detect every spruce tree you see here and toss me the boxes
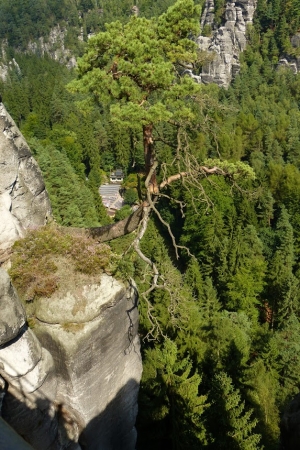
[208,372,262,450]
[137,339,208,450]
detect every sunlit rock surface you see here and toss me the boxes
[198,0,257,87]
[0,103,51,259]
[0,269,142,450]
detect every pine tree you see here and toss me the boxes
[244,359,280,449]
[267,206,299,326]
[69,0,201,194]
[137,339,208,450]
[207,371,262,450]
[225,225,266,322]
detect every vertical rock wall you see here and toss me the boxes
[34,274,142,450]
[0,102,52,261]
[0,270,142,450]
[0,269,61,449]
[198,0,257,87]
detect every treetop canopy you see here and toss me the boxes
[69,0,202,128]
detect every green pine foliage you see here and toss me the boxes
[137,339,208,450]
[30,140,102,227]
[207,371,262,449]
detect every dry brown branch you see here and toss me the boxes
[159,172,189,189]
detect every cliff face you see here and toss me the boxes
[278,34,300,73]
[27,25,77,69]
[0,101,142,449]
[198,0,257,87]
[0,270,141,450]
[0,102,52,261]
[36,275,141,450]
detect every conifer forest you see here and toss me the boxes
[3,0,300,448]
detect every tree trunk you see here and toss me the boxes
[61,205,144,242]
[143,124,158,194]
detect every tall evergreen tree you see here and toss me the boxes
[137,339,208,450]
[207,371,262,450]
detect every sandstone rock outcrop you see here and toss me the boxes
[198,0,257,87]
[277,34,300,74]
[0,102,52,260]
[35,274,142,450]
[0,269,60,449]
[27,26,77,69]
[0,268,142,450]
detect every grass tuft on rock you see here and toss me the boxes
[9,225,111,303]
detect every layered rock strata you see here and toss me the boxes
[0,269,142,449]
[198,0,257,87]
[0,102,51,261]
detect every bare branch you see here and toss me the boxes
[158,192,186,218]
[133,205,159,286]
[159,165,226,190]
[159,172,189,189]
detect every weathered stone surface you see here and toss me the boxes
[0,269,64,449]
[0,267,141,450]
[27,25,77,69]
[36,274,126,324]
[198,0,257,87]
[2,384,61,450]
[35,274,142,450]
[0,268,26,345]
[0,375,5,414]
[0,329,42,378]
[277,34,300,74]
[0,43,21,82]
[0,102,52,256]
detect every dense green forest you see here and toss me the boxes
[3,0,300,448]
[0,0,194,50]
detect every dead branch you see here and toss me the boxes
[159,165,227,190]
[159,172,189,189]
[133,205,159,286]
[157,192,186,218]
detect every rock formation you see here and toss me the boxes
[277,34,300,74]
[0,101,52,261]
[198,0,257,87]
[0,268,60,449]
[27,26,77,69]
[0,56,21,83]
[0,268,141,450]
[0,100,142,449]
